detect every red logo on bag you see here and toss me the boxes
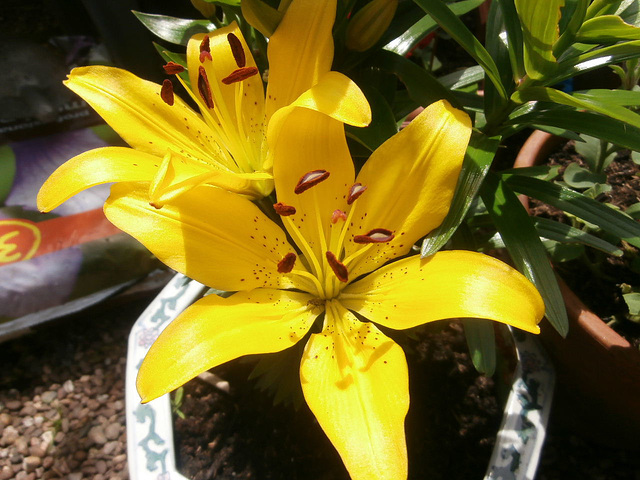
[0,220,42,264]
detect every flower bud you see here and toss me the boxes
[346,0,398,52]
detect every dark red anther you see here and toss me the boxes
[274,202,296,216]
[160,79,174,106]
[325,251,348,283]
[347,183,367,205]
[163,61,185,75]
[199,36,212,63]
[197,66,215,109]
[331,210,347,224]
[277,253,297,273]
[227,33,246,68]
[353,228,395,244]
[221,67,259,85]
[294,170,330,194]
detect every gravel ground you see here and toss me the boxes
[0,296,148,480]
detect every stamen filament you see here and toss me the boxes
[283,215,323,279]
[173,75,238,171]
[290,269,325,298]
[342,243,374,267]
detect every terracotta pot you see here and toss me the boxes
[514,130,640,448]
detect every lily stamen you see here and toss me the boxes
[227,33,246,68]
[326,251,348,283]
[199,35,212,62]
[347,183,367,204]
[294,170,330,194]
[277,252,297,273]
[222,67,259,85]
[160,79,174,106]
[162,62,184,75]
[354,228,395,244]
[197,67,215,109]
[274,202,296,216]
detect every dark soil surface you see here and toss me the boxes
[174,321,505,480]
[527,140,640,348]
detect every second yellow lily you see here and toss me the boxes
[37,0,368,211]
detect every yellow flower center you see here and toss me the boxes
[275,170,394,301]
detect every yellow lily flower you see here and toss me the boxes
[103,99,544,480]
[37,0,367,211]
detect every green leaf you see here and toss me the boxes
[463,319,496,375]
[553,40,640,84]
[502,174,640,248]
[422,134,500,257]
[574,88,640,106]
[480,172,569,336]
[617,0,640,27]
[623,292,640,315]
[502,164,561,180]
[0,145,16,206]
[543,240,585,262]
[438,65,485,89]
[553,0,589,57]
[514,0,564,80]
[577,15,640,43]
[241,0,282,37]
[563,162,607,188]
[484,0,516,121]
[533,216,624,255]
[586,0,625,20]
[512,86,640,130]
[372,50,459,108]
[133,11,216,45]
[413,0,507,99]
[573,134,617,171]
[496,0,526,80]
[625,201,640,218]
[508,108,640,151]
[345,86,398,152]
[384,0,486,56]
[204,0,240,4]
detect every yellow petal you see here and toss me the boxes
[104,182,305,292]
[64,66,218,161]
[37,147,159,212]
[265,0,336,120]
[138,288,318,402]
[284,71,371,127]
[270,107,355,266]
[147,149,272,207]
[300,300,409,480]
[344,100,472,279]
[340,251,544,334]
[186,25,265,171]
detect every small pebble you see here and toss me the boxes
[22,456,41,473]
[41,391,56,404]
